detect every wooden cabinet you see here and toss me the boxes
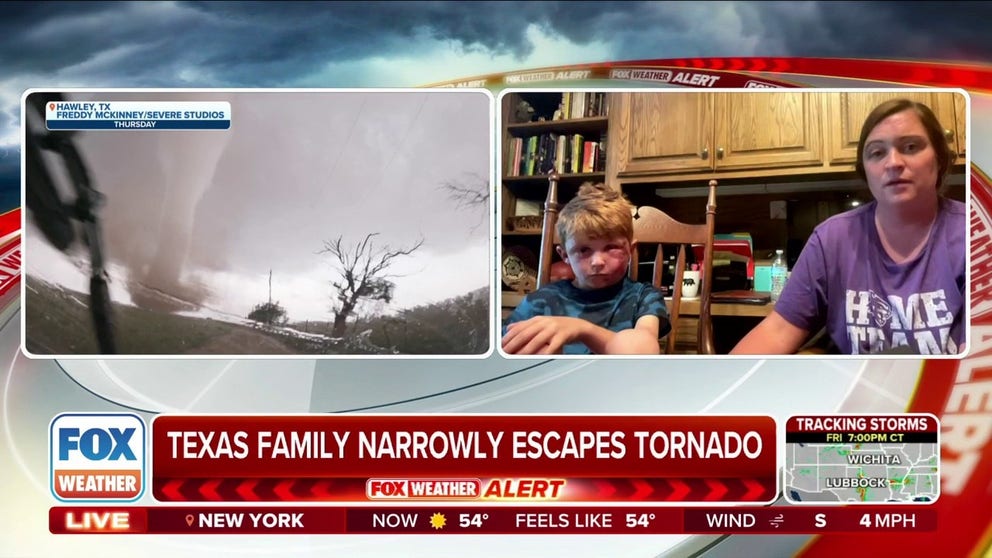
[714,92,823,171]
[612,93,713,175]
[825,91,963,165]
[952,91,967,158]
[611,91,823,181]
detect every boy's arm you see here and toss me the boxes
[603,315,661,354]
[502,295,540,337]
[599,284,666,354]
[502,316,660,355]
[501,283,664,355]
[502,316,601,355]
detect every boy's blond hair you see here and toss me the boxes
[556,182,634,245]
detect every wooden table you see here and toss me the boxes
[668,297,773,318]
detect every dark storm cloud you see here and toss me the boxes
[0,2,124,73]
[0,147,17,212]
[741,2,992,62]
[185,1,571,60]
[1,3,211,82]
[539,1,992,63]
[0,150,16,183]
[1,1,588,87]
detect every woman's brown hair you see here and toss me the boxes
[855,98,956,191]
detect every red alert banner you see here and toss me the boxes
[428,57,992,93]
[0,209,20,298]
[151,415,776,504]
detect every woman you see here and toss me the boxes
[732,98,965,355]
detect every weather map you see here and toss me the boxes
[784,415,939,504]
[785,442,938,503]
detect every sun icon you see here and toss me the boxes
[429,513,447,530]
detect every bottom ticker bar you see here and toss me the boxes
[50,506,936,535]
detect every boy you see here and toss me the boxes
[502,183,671,355]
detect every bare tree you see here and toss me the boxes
[442,173,489,208]
[319,233,424,338]
[440,172,490,230]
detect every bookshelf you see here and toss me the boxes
[500,91,612,307]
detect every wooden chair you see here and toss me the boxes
[629,179,718,354]
[537,173,563,289]
[536,174,718,354]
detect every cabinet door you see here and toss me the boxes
[951,91,967,159]
[712,92,823,171]
[612,92,713,176]
[826,92,957,165]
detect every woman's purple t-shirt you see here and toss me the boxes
[776,198,966,355]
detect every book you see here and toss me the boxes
[570,134,583,174]
[581,141,596,173]
[570,92,586,119]
[510,137,523,176]
[538,133,555,175]
[514,199,541,216]
[524,135,538,176]
[595,132,608,172]
[535,134,547,175]
[554,135,566,174]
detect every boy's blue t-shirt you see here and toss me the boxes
[503,277,671,354]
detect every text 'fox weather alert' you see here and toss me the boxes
[50,413,146,502]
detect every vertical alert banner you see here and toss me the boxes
[800,172,992,556]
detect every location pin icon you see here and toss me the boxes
[185,514,194,527]
[48,103,55,111]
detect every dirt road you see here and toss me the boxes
[185,327,296,354]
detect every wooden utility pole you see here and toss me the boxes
[268,269,272,305]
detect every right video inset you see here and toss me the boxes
[498,89,968,357]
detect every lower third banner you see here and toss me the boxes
[151,414,777,504]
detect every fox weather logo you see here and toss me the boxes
[49,413,146,502]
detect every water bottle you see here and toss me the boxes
[770,249,787,301]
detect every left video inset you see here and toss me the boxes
[22,89,494,357]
